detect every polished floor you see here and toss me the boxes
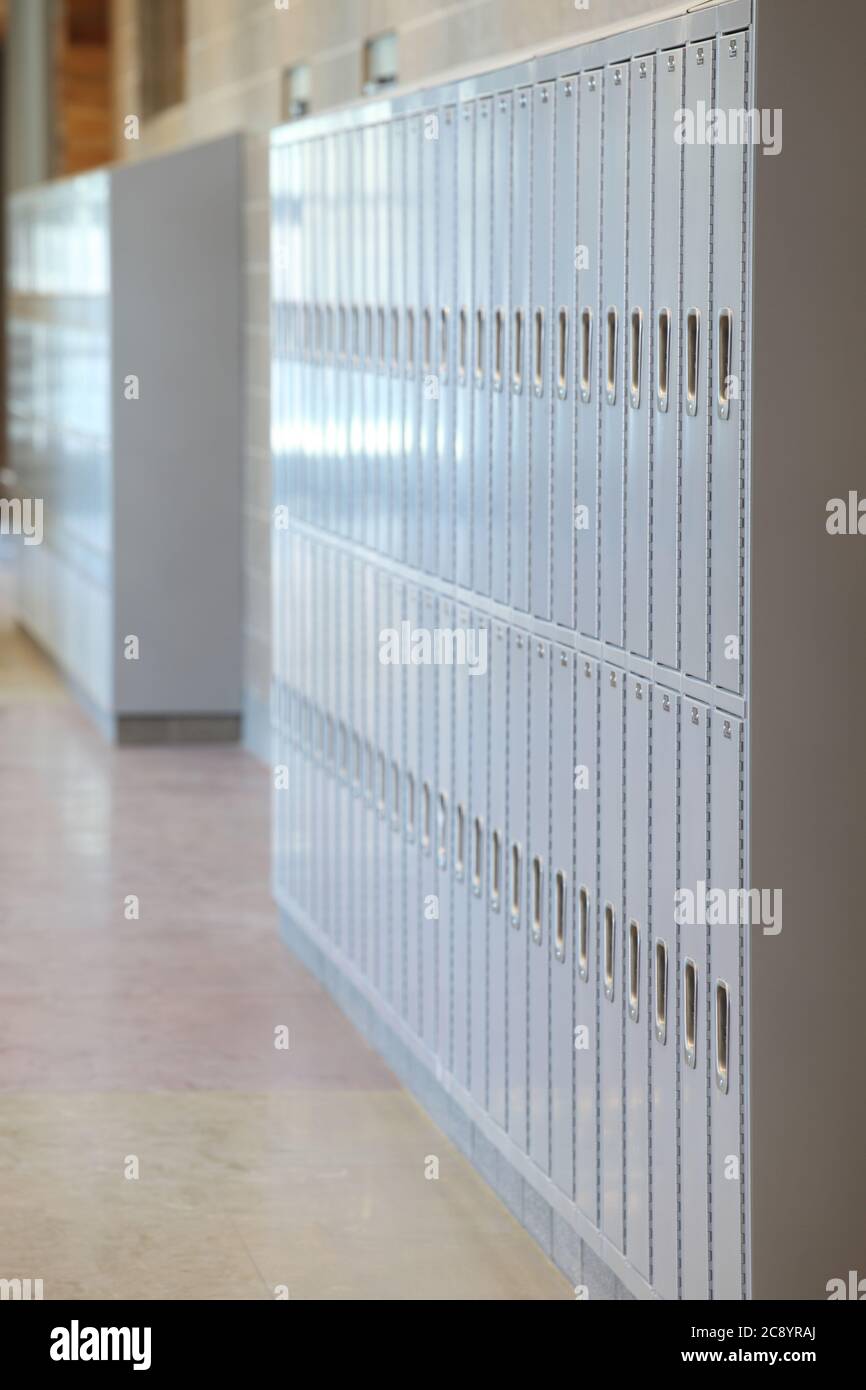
[0,559,570,1300]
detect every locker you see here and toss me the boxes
[334,549,352,958]
[364,124,380,551]
[575,70,602,639]
[600,661,625,1250]
[624,675,650,1280]
[321,136,337,536]
[487,622,508,1127]
[680,696,710,1299]
[376,569,393,995]
[680,41,713,681]
[334,131,351,539]
[651,47,684,670]
[390,119,407,561]
[388,576,406,1014]
[348,555,366,967]
[454,102,475,589]
[509,90,531,613]
[600,64,628,648]
[419,108,439,575]
[550,644,575,1197]
[710,711,744,1299]
[348,128,364,546]
[469,613,489,1108]
[711,36,747,694]
[404,582,424,1033]
[650,684,679,1301]
[323,547,339,942]
[471,98,493,596]
[575,655,599,1222]
[404,115,422,564]
[529,83,554,622]
[436,106,457,583]
[367,562,383,983]
[436,596,455,1064]
[310,541,325,933]
[528,636,551,1171]
[423,591,442,1054]
[452,604,472,1086]
[489,96,511,606]
[506,626,529,1149]
[552,76,577,629]
[298,140,313,526]
[624,56,653,657]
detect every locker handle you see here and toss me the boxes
[475,308,486,386]
[439,307,449,379]
[376,749,386,815]
[580,308,592,402]
[629,308,643,409]
[606,307,618,405]
[655,939,668,1044]
[686,308,700,416]
[533,308,545,396]
[455,802,466,879]
[377,306,386,369]
[390,307,400,371]
[325,715,335,767]
[490,828,502,909]
[717,308,733,420]
[422,307,432,373]
[603,904,615,1001]
[656,308,671,412]
[628,920,640,1021]
[557,308,568,399]
[684,958,698,1068]
[472,816,483,894]
[406,770,416,838]
[391,759,400,830]
[458,306,468,383]
[554,871,566,962]
[510,843,522,927]
[326,304,335,360]
[493,308,504,390]
[437,792,448,867]
[338,305,347,362]
[338,721,348,779]
[364,304,374,366]
[304,303,312,360]
[715,980,730,1093]
[405,307,415,375]
[351,732,362,790]
[421,780,431,851]
[314,304,324,361]
[531,855,543,943]
[512,308,524,393]
[578,886,590,981]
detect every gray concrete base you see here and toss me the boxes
[279,907,634,1301]
[116,714,240,746]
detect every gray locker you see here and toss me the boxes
[420,108,439,575]
[490,97,511,606]
[348,129,364,545]
[624,56,653,658]
[680,697,710,1299]
[436,106,457,583]
[454,103,475,590]
[552,76,577,630]
[376,122,392,557]
[334,131,351,540]
[575,655,599,1223]
[471,99,493,597]
[509,90,531,614]
[600,64,628,648]
[348,556,366,968]
[404,115,422,565]
[529,83,554,622]
[575,71,602,639]
[469,613,489,1107]
[375,568,392,994]
[363,124,379,552]
[550,644,575,1197]
[625,675,650,1280]
[487,622,508,1127]
[600,661,624,1249]
[310,541,325,933]
[335,549,353,958]
[390,118,407,560]
[422,590,440,1053]
[680,42,712,682]
[528,637,551,1171]
[364,561,379,981]
[452,604,472,1086]
[404,582,424,1033]
[506,626,529,1149]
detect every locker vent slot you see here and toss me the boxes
[578,886,590,980]
[557,307,568,398]
[422,780,431,850]
[510,843,522,926]
[657,308,671,411]
[531,855,543,942]
[405,307,415,372]
[475,308,486,384]
[604,903,615,1000]
[655,939,668,1044]
[606,307,618,404]
[717,308,733,420]
[422,307,432,373]
[580,308,592,402]
[628,920,640,1020]
[491,828,502,908]
[686,308,700,415]
[533,308,544,395]
[390,307,399,369]
[455,802,466,877]
[493,308,504,387]
[513,309,524,391]
[554,870,566,961]
[472,816,483,893]
[459,307,468,381]
[437,792,448,866]
[630,308,643,408]
[439,307,449,376]
[715,980,730,1093]
[684,957,698,1068]
[391,759,400,828]
[406,770,415,835]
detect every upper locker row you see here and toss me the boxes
[271,37,749,696]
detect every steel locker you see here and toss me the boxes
[321,135,337,536]
[376,121,391,557]
[324,545,340,943]
[506,625,529,1149]
[650,683,679,1301]
[651,47,684,671]
[348,555,366,967]
[471,97,493,598]
[575,70,602,639]
[624,674,650,1281]
[298,139,313,527]
[403,581,424,1032]
[600,660,625,1250]
[310,539,325,934]
[551,76,577,630]
[348,126,365,546]
[311,137,325,531]
[489,95,511,606]
[364,560,381,984]
[528,635,551,1171]
[419,107,439,576]
[550,643,575,1197]
[334,130,351,539]
[529,82,554,623]
[454,101,475,590]
[286,532,302,916]
[600,63,628,649]
[404,114,422,564]
[294,533,311,920]
[680,41,713,682]
[709,709,744,1299]
[710,35,747,695]
[452,603,472,1086]
[624,56,654,658]
[509,89,531,614]
[680,695,710,1300]
[390,117,407,561]
[387,575,406,1014]
[363,124,380,553]
[334,548,352,958]
[575,654,599,1222]
[435,595,455,1064]
[422,590,441,1054]
[468,612,489,1108]
[375,567,393,995]
[436,105,457,584]
[487,621,508,1126]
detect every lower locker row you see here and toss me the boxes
[272,537,746,1299]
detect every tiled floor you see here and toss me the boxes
[0,561,570,1299]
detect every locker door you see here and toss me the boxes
[452,604,472,1086]
[390,118,407,561]
[650,684,679,1300]
[625,675,650,1280]
[388,576,406,1014]
[680,697,710,1299]
[711,35,747,695]
[530,82,554,622]
[528,637,551,1171]
[334,130,350,539]
[376,568,393,995]
[364,561,380,982]
[600,661,624,1250]
[488,621,508,1127]
[348,555,366,967]
[404,582,423,1033]
[680,42,713,681]
[454,102,475,589]
[311,541,325,933]
[437,106,458,583]
[307,140,321,529]
[600,64,628,648]
[335,549,352,958]
[651,47,684,671]
[506,627,529,1149]
[469,614,489,1108]
[552,76,577,630]
[575,71,602,639]
[420,108,439,575]
[575,655,599,1222]
[550,644,575,1197]
[374,122,391,556]
[321,136,337,536]
[404,115,422,565]
[510,90,531,613]
[363,124,379,551]
[490,96,511,605]
[625,56,653,657]
[297,140,312,527]
[348,127,364,546]
[710,710,745,1299]
[435,595,454,1065]
[471,97,493,596]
